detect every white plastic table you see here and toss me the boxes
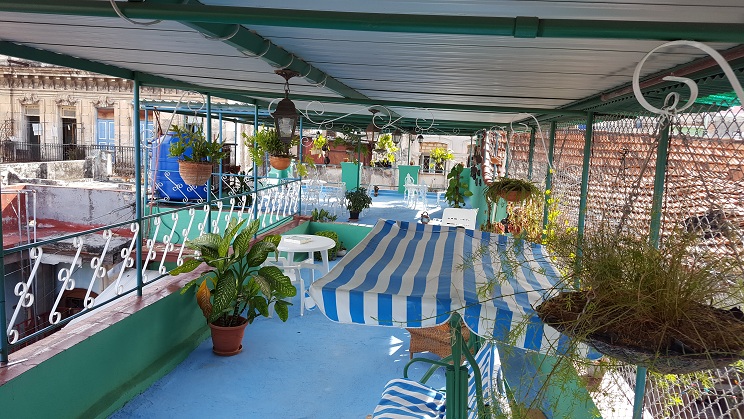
[277,234,336,276]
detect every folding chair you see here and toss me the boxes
[372,342,510,419]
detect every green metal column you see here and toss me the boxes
[0,182,7,363]
[133,78,144,297]
[542,122,556,231]
[527,127,536,181]
[576,112,594,261]
[253,107,259,223]
[217,112,224,199]
[632,117,671,419]
[206,93,212,233]
[298,116,303,213]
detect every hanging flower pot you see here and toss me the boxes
[537,291,744,374]
[178,161,213,186]
[269,155,291,170]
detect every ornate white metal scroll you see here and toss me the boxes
[158,212,179,275]
[84,229,114,309]
[211,200,224,234]
[633,40,744,116]
[142,217,161,283]
[49,236,83,324]
[176,208,197,266]
[113,222,140,294]
[7,247,43,344]
[197,204,210,236]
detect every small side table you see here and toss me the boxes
[277,234,336,276]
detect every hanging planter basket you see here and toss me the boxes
[269,156,291,170]
[178,161,213,186]
[499,190,532,202]
[536,292,744,374]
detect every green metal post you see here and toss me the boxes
[133,78,144,297]
[527,127,536,181]
[298,116,303,213]
[504,131,511,176]
[649,117,671,247]
[218,111,223,199]
[206,93,212,233]
[542,122,556,232]
[446,313,468,419]
[575,112,594,261]
[0,184,7,363]
[253,107,259,223]
[632,117,671,419]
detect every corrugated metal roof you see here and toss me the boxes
[0,1,743,130]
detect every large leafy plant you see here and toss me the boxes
[168,124,228,163]
[173,218,297,327]
[345,187,373,213]
[430,147,454,164]
[445,163,472,208]
[242,128,298,161]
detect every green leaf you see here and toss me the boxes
[180,279,198,294]
[245,239,277,267]
[220,218,248,256]
[187,233,221,252]
[274,301,289,321]
[258,266,297,297]
[209,270,238,323]
[233,226,253,255]
[253,296,269,317]
[170,258,203,276]
[253,273,272,298]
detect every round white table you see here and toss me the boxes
[277,234,336,276]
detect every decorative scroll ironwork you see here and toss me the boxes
[6,247,43,344]
[49,236,83,324]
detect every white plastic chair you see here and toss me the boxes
[264,257,307,316]
[441,208,478,229]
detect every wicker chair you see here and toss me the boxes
[407,322,471,359]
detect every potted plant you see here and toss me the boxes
[430,147,454,172]
[312,133,329,155]
[535,223,744,374]
[171,218,297,356]
[168,124,228,185]
[345,187,372,221]
[484,177,541,203]
[242,128,298,170]
[444,163,473,208]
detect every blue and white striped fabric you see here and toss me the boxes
[372,379,447,419]
[308,219,568,354]
[467,343,510,419]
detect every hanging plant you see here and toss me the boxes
[242,128,298,170]
[168,124,227,185]
[535,224,744,374]
[430,147,454,165]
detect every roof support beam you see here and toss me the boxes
[2,1,744,42]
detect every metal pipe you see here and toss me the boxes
[4,2,744,43]
[0,183,8,364]
[575,112,595,276]
[206,93,212,233]
[253,107,259,224]
[541,122,556,232]
[527,127,536,181]
[133,78,143,297]
[649,118,671,247]
[218,111,223,200]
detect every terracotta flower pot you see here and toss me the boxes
[209,316,248,356]
[178,161,213,186]
[269,156,291,170]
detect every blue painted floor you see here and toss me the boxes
[110,190,459,419]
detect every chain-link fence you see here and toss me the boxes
[495,105,744,418]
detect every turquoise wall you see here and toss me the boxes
[397,165,420,193]
[0,289,209,419]
[341,162,360,190]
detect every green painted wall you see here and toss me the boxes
[397,165,420,193]
[341,162,360,190]
[0,290,209,419]
[468,175,489,228]
[147,207,294,244]
[281,221,372,253]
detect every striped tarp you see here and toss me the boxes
[308,219,573,354]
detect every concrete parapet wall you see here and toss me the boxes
[1,160,89,183]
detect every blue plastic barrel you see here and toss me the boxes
[149,131,208,201]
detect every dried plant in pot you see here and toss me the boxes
[536,223,744,374]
